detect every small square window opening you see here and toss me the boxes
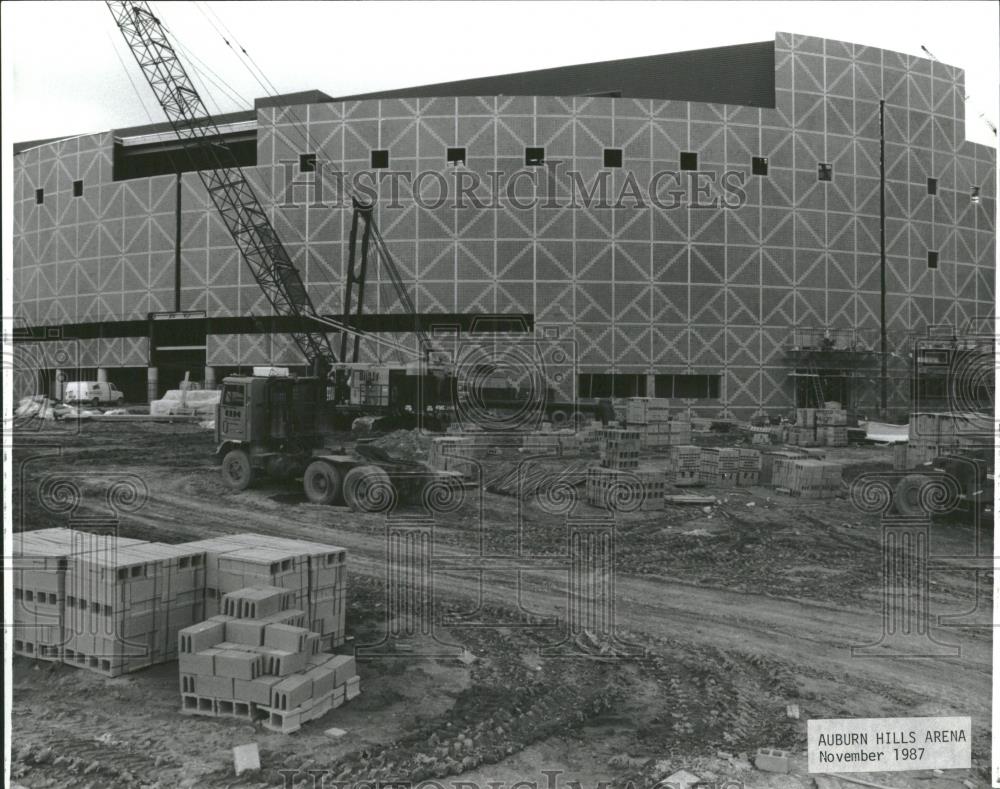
[927,251,939,269]
[371,150,389,169]
[603,149,623,168]
[73,180,83,197]
[35,189,44,204]
[299,153,317,173]
[680,152,698,171]
[751,157,769,176]
[927,177,937,195]
[525,147,545,166]
[446,147,466,166]
[818,163,833,181]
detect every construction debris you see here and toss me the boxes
[149,389,220,416]
[232,743,260,776]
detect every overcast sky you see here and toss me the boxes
[2,1,998,148]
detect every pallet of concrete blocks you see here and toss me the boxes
[815,408,847,427]
[178,591,360,734]
[772,459,842,498]
[183,534,347,650]
[598,429,640,469]
[736,448,762,486]
[666,445,701,486]
[62,539,207,676]
[585,465,665,511]
[11,529,75,663]
[626,397,670,425]
[821,426,848,447]
[698,447,740,487]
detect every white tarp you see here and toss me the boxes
[864,420,909,443]
[150,389,220,416]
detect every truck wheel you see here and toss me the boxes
[221,449,254,491]
[303,461,341,505]
[895,474,932,517]
[343,465,391,512]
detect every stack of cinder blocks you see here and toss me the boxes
[179,585,359,734]
[666,445,701,486]
[598,429,640,469]
[737,448,762,486]
[772,458,842,498]
[699,447,740,487]
[13,528,206,676]
[183,534,347,650]
[585,466,665,510]
[815,408,848,446]
[12,529,349,677]
[626,398,693,450]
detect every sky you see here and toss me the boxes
[2,1,999,148]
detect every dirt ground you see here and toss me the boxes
[8,421,993,789]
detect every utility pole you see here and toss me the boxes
[879,100,888,419]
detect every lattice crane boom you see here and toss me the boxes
[106,0,340,373]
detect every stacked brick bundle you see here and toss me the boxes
[184,534,347,650]
[179,586,359,734]
[598,429,640,469]
[699,447,740,487]
[13,529,206,676]
[625,397,692,449]
[771,458,842,498]
[585,466,666,510]
[666,445,701,486]
[791,408,848,447]
[736,448,762,486]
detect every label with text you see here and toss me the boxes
[807,716,971,773]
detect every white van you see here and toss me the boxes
[63,381,125,406]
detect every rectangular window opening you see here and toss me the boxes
[971,186,980,204]
[73,180,83,197]
[818,163,833,181]
[525,147,545,167]
[928,250,939,269]
[751,157,769,176]
[927,177,937,195]
[603,149,623,168]
[299,153,316,173]
[446,147,466,166]
[371,150,389,169]
[680,152,698,171]
[654,374,721,399]
[35,188,44,205]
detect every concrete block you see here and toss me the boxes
[214,649,262,680]
[754,748,790,773]
[326,654,357,687]
[225,619,265,647]
[234,675,282,706]
[233,743,260,777]
[304,664,335,697]
[345,675,361,700]
[179,648,221,676]
[179,620,226,654]
[269,649,308,677]
[271,674,313,710]
[263,623,307,653]
[196,674,235,700]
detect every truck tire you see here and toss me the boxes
[895,474,932,517]
[303,461,341,505]
[343,465,391,512]
[221,449,254,491]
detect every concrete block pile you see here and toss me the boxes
[698,447,741,487]
[598,428,640,469]
[666,445,701,486]
[625,397,692,449]
[771,458,842,498]
[737,448,762,486]
[12,528,349,676]
[791,407,847,447]
[183,534,347,650]
[585,465,666,510]
[13,528,206,675]
[178,586,359,734]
